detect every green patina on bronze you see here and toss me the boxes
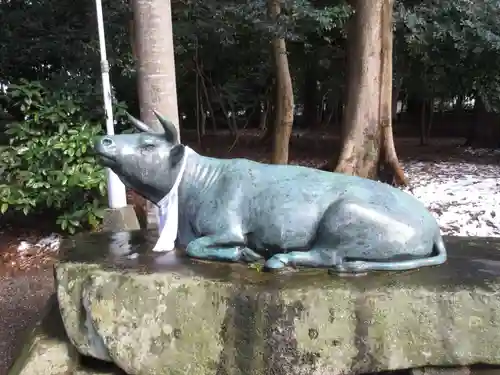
[54,230,500,375]
[92,112,446,273]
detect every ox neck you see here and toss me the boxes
[177,148,223,199]
[152,146,191,252]
[152,146,223,252]
[156,147,191,208]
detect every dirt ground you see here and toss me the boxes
[0,133,498,373]
[0,224,56,374]
[0,269,53,375]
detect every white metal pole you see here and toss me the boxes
[95,0,128,209]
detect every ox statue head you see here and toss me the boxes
[93,111,185,204]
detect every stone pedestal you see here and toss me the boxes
[9,231,500,375]
[101,205,140,232]
[7,295,124,375]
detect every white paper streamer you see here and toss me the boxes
[152,149,188,252]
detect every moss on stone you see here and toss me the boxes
[7,295,124,375]
[53,230,500,375]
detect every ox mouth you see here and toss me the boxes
[94,152,117,167]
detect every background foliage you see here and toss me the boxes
[0,79,128,233]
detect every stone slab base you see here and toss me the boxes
[7,295,124,375]
[101,205,140,232]
[411,366,500,375]
[9,295,500,375]
[54,231,500,375]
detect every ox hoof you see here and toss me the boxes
[264,254,288,270]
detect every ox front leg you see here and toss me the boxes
[186,234,263,263]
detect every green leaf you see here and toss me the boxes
[1,80,109,234]
[94,208,106,219]
[88,213,98,228]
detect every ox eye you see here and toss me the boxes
[141,143,156,152]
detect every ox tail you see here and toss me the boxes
[331,232,448,274]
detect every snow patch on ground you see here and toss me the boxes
[17,233,61,254]
[461,147,500,157]
[404,161,500,237]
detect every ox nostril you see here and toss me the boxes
[102,137,113,147]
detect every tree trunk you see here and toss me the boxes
[455,95,465,112]
[259,101,269,131]
[132,0,180,229]
[322,94,337,127]
[335,0,382,178]
[438,97,445,115]
[261,87,276,144]
[419,99,427,146]
[336,97,344,125]
[269,0,294,165]
[302,56,319,127]
[464,95,481,146]
[378,0,407,186]
[391,82,401,122]
[335,0,406,185]
[466,95,500,147]
[427,97,434,140]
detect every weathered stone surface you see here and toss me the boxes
[7,294,125,375]
[101,206,140,233]
[411,365,500,375]
[55,230,500,375]
[411,367,472,375]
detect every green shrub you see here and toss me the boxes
[0,79,111,233]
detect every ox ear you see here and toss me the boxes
[153,110,180,145]
[169,144,185,168]
[126,113,154,133]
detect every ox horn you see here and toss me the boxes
[126,113,154,133]
[153,110,180,144]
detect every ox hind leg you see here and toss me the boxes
[264,198,439,273]
[264,200,348,270]
[331,232,447,273]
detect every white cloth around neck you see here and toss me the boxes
[152,148,189,252]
